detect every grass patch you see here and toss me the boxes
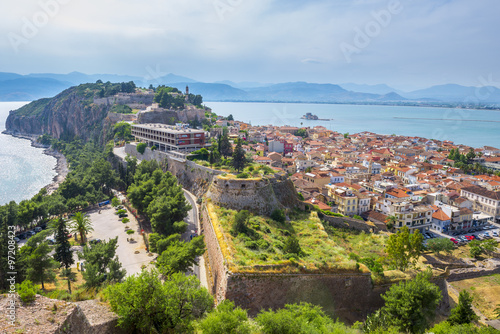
[208,203,388,274]
[450,274,500,319]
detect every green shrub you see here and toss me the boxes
[18,280,37,303]
[126,229,135,235]
[111,197,121,207]
[283,236,302,256]
[121,218,130,224]
[271,209,286,223]
[116,209,126,215]
[236,172,249,179]
[137,143,147,154]
[231,210,250,236]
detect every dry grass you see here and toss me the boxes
[450,274,500,319]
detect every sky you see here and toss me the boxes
[1,0,499,90]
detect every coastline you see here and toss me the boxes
[3,131,68,195]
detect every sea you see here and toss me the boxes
[1,101,500,205]
[0,102,57,206]
[205,102,500,149]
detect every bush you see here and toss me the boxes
[18,280,37,303]
[353,215,364,221]
[111,197,121,207]
[121,218,130,224]
[271,209,286,223]
[283,236,302,256]
[236,172,249,179]
[126,229,135,235]
[231,210,250,236]
[116,209,127,215]
[137,143,147,154]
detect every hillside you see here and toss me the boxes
[4,82,136,143]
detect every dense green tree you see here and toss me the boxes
[296,128,308,138]
[53,217,74,292]
[156,236,206,276]
[154,86,185,109]
[256,302,356,334]
[227,114,234,121]
[386,226,423,271]
[113,122,133,141]
[198,300,252,334]
[70,212,93,245]
[428,321,498,334]
[372,269,442,334]
[385,215,397,230]
[448,290,479,325]
[78,237,125,289]
[26,242,58,290]
[427,237,455,255]
[106,270,213,333]
[136,142,147,154]
[232,138,246,172]
[218,133,233,158]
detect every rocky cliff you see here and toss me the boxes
[5,84,121,143]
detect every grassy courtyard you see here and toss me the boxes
[207,202,388,274]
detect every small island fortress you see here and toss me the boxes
[301,112,333,121]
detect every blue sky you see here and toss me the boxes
[1,0,499,90]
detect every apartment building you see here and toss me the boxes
[376,198,432,233]
[461,186,500,223]
[132,123,209,153]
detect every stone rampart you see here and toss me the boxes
[206,176,283,216]
[123,143,223,197]
[94,93,154,106]
[201,204,450,323]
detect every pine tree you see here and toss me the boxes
[54,217,74,293]
[232,138,246,172]
[219,133,233,158]
[27,242,58,290]
[448,290,479,325]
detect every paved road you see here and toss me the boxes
[182,189,208,289]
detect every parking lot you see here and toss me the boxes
[86,205,154,276]
[422,223,500,246]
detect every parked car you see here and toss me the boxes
[17,233,26,240]
[14,237,20,243]
[450,238,458,244]
[484,232,491,238]
[493,231,499,237]
[89,239,101,245]
[34,226,42,232]
[119,213,128,218]
[27,230,36,237]
[46,237,56,244]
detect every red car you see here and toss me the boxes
[465,235,475,241]
[450,238,458,244]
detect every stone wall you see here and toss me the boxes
[137,110,179,124]
[201,202,449,323]
[107,112,137,123]
[447,266,500,282]
[94,93,154,106]
[321,215,381,233]
[202,204,229,303]
[206,176,284,216]
[124,143,224,197]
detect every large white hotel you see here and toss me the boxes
[131,123,210,153]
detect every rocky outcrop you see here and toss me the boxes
[5,87,114,143]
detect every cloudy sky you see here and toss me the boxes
[1,0,499,90]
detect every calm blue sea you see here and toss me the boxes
[205,102,500,149]
[0,102,57,205]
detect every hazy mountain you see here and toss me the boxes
[215,80,272,89]
[0,77,73,101]
[403,84,500,103]
[243,82,385,102]
[151,73,198,85]
[377,92,408,101]
[340,83,403,95]
[0,72,24,82]
[169,82,249,101]
[26,71,140,85]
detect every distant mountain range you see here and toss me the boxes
[1,71,500,105]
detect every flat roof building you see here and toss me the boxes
[132,123,209,153]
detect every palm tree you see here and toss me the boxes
[385,215,398,231]
[70,212,94,245]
